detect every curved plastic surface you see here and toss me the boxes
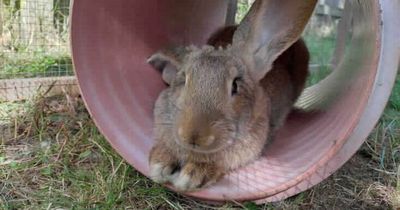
[70,0,400,202]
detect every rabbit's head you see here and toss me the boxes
[148,0,316,153]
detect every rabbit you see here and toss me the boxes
[146,0,316,191]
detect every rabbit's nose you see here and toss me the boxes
[203,135,215,147]
[178,128,215,148]
[188,134,215,149]
[190,134,216,148]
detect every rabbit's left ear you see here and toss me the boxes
[147,46,189,85]
[232,0,317,81]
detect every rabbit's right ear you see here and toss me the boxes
[147,46,189,85]
[232,0,317,81]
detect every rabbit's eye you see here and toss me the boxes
[231,77,240,95]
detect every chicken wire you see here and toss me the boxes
[0,0,72,79]
[0,0,75,101]
[0,0,344,101]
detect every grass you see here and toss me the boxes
[305,65,332,87]
[0,53,73,79]
[0,76,399,209]
[303,34,336,86]
[303,34,336,68]
[0,95,243,209]
[389,76,400,111]
[0,95,169,209]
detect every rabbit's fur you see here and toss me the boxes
[147,0,316,191]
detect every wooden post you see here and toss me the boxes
[53,0,70,35]
[225,0,237,25]
[0,0,3,39]
[330,0,351,69]
[20,0,56,48]
[0,76,79,101]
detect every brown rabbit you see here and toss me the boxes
[147,0,316,191]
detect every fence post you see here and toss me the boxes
[0,0,3,38]
[20,0,56,48]
[225,0,237,25]
[330,0,351,69]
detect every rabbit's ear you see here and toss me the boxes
[147,46,189,85]
[232,0,317,81]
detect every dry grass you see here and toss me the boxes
[0,79,399,210]
[0,94,239,209]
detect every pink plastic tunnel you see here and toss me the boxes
[70,0,400,203]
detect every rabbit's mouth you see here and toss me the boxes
[177,140,233,154]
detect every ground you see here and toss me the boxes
[0,75,399,209]
[1,32,399,208]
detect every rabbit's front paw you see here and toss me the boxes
[149,144,180,184]
[171,162,224,191]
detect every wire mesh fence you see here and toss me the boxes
[0,0,344,101]
[0,0,72,79]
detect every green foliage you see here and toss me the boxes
[303,34,336,86]
[304,34,336,67]
[236,0,252,23]
[389,76,400,111]
[244,202,260,210]
[0,54,73,79]
[306,65,331,87]
[2,0,21,12]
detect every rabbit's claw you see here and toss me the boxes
[149,144,180,184]
[171,162,224,191]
